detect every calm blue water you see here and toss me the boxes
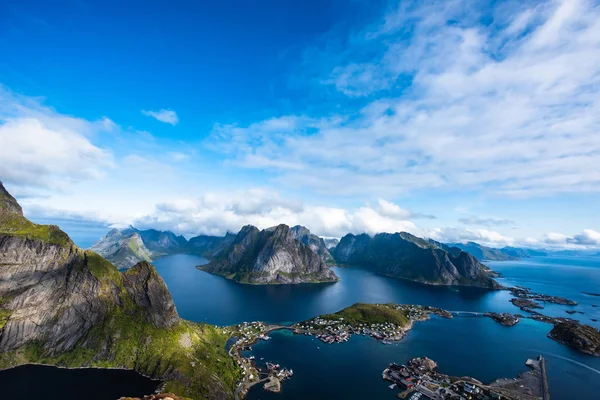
[246,319,600,400]
[490,256,600,328]
[1,365,160,399]
[154,254,516,326]
[152,254,600,399]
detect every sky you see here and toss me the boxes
[1,0,599,249]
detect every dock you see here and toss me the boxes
[539,356,551,400]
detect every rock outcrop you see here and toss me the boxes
[548,321,600,356]
[122,261,178,327]
[90,229,153,269]
[334,232,500,288]
[290,225,333,262]
[199,224,338,284]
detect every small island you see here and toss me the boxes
[548,321,600,356]
[291,303,452,344]
[485,312,520,327]
[509,286,577,306]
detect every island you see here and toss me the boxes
[509,286,578,306]
[485,312,520,327]
[548,321,600,356]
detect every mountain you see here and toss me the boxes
[323,238,339,250]
[500,246,547,258]
[333,232,500,288]
[188,232,236,258]
[550,249,583,257]
[198,224,339,284]
[0,182,239,399]
[122,226,188,255]
[290,225,334,262]
[426,238,463,256]
[447,242,517,261]
[90,228,153,269]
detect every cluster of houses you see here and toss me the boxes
[394,304,453,320]
[293,316,405,344]
[384,358,508,400]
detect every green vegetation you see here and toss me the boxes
[0,213,72,247]
[0,287,241,399]
[84,250,122,283]
[319,303,410,327]
[0,252,242,399]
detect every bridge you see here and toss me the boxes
[449,311,486,317]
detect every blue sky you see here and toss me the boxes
[1,0,599,249]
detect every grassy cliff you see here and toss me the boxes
[0,181,241,399]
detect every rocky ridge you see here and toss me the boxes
[334,232,500,288]
[199,224,338,284]
[90,228,153,269]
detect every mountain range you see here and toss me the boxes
[0,181,240,399]
[90,226,236,269]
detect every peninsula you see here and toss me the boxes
[333,232,501,288]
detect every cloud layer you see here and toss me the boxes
[0,86,114,192]
[211,0,600,198]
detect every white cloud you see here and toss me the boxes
[570,229,600,246]
[541,229,600,247]
[130,193,421,238]
[142,109,179,125]
[377,199,412,219]
[429,227,516,247]
[209,0,600,198]
[0,86,114,192]
[458,216,515,227]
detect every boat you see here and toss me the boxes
[389,384,396,389]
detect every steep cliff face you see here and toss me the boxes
[199,224,338,284]
[122,261,178,327]
[0,182,240,399]
[90,229,153,269]
[334,232,500,288]
[0,236,114,354]
[290,225,333,262]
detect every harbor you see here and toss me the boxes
[383,356,548,400]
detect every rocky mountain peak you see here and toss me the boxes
[200,224,338,284]
[123,261,179,328]
[0,181,23,216]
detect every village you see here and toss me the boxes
[383,356,546,400]
[227,321,294,400]
[290,304,453,345]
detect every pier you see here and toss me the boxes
[540,356,551,400]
